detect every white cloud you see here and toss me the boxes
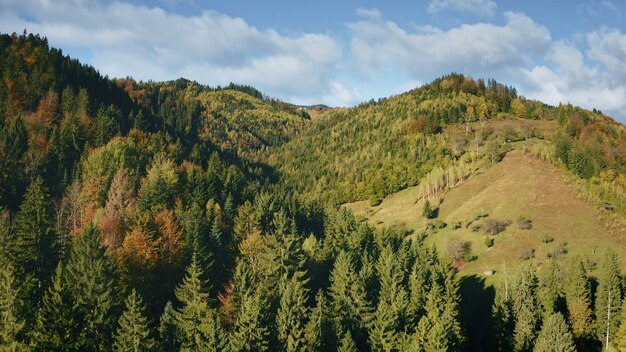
[427,0,497,17]
[348,11,551,79]
[519,35,626,119]
[347,9,626,121]
[0,0,342,103]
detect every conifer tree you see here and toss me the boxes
[596,249,623,348]
[229,287,270,352]
[65,225,120,351]
[158,302,178,352]
[492,276,515,352]
[277,271,310,352]
[174,256,224,352]
[31,264,76,351]
[328,251,372,347]
[512,264,541,352]
[533,312,576,352]
[0,265,25,351]
[539,261,563,318]
[337,331,358,352]
[113,290,155,352]
[415,282,456,351]
[370,245,409,351]
[304,290,333,352]
[565,257,593,343]
[14,176,57,302]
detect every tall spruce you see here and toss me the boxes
[158,302,178,352]
[113,290,155,352]
[65,225,120,351]
[14,176,57,303]
[565,257,594,344]
[277,271,310,352]
[369,245,409,351]
[304,290,333,352]
[0,265,25,351]
[512,264,541,352]
[533,312,576,352]
[174,256,224,352]
[596,249,623,348]
[31,264,76,351]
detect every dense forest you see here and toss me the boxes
[3,32,626,352]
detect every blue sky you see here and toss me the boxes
[1,0,626,121]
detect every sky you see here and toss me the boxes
[1,0,626,121]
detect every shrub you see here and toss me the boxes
[541,233,554,244]
[519,247,535,260]
[432,220,447,229]
[448,238,472,265]
[470,223,482,232]
[485,237,494,248]
[483,219,512,235]
[368,196,382,207]
[422,200,434,219]
[451,220,462,230]
[517,216,533,230]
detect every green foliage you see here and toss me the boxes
[113,290,155,352]
[595,249,623,347]
[65,225,120,351]
[534,312,576,352]
[512,265,541,352]
[174,257,224,352]
[277,271,310,352]
[422,199,434,219]
[0,265,25,351]
[14,176,57,303]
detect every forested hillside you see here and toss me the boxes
[3,32,626,352]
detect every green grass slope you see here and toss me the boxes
[346,149,626,278]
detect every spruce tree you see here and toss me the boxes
[304,290,333,352]
[596,249,623,348]
[512,264,541,352]
[31,264,76,351]
[174,257,224,352]
[113,290,155,352]
[65,225,120,351]
[369,245,409,351]
[158,302,178,352]
[565,257,593,343]
[492,277,515,352]
[328,251,372,347]
[533,312,576,352]
[14,176,57,302]
[337,331,358,352]
[277,271,310,352]
[229,287,270,352]
[0,265,25,351]
[415,282,456,351]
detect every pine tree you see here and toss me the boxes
[492,276,515,352]
[369,245,409,351]
[337,331,358,352]
[158,302,178,352]
[277,271,310,352]
[539,261,563,318]
[0,265,25,351]
[415,282,456,352]
[31,264,76,351]
[14,176,57,302]
[113,290,155,352]
[174,257,224,352]
[304,290,333,352]
[512,264,541,352]
[65,225,120,351]
[328,251,372,347]
[565,258,593,343]
[229,268,270,352]
[533,312,576,352]
[596,249,623,348]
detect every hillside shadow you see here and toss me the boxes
[459,274,495,352]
